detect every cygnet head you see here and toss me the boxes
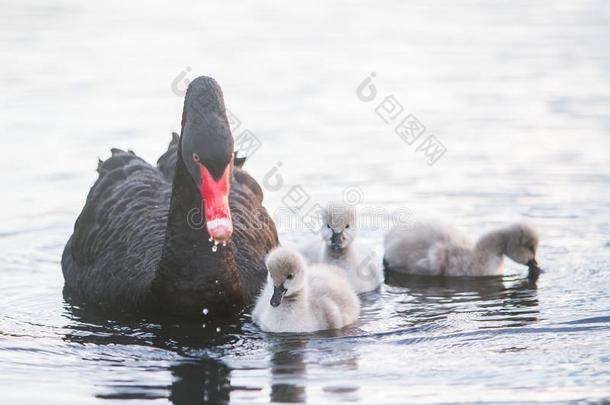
[321,203,357,252]
[265,247,307,307]
[504,223,540,269]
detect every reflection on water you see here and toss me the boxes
[168,360,231,405]
[53,272,548,403]
[62,301,237,403]
[94,358,232,403]
[1,0,610,402]
[63,288,246,351]
[269,339,307,403]
[385,271,540,329]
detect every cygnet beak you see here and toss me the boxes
[330,231,343,251]
[527,258,543,279]
[270,284,287,307]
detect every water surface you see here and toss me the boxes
[1,0,609,403]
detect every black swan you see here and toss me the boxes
[62,76,278,318]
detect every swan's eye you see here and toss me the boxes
[326,224,331,229]
[345,224,350,229]
[286,274,294,280]
[192,153,200,162]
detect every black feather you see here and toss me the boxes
[62,78,279,319]
[63,144,278,318]
[157,132,180,180]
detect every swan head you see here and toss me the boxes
[265,247,307,307]
[180,76,234,243]
[321,203,357,252]
[504,223,540,272]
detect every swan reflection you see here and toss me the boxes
[384,269,540,329]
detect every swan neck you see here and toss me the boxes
[470,228,506,270]
[283,282,308,309]
[153,145,241,315]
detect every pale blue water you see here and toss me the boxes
[1,0,609,403]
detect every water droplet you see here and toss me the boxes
[215,327,221,332]
[202,308,209,315]
[209,237,213,242]
[212,245,218,252]
[202,324,206,328]
[222,241,227,247]
[214,280,219,284]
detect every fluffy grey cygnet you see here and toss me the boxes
[383,222,541,277]
[253,247,360,333]
[300,203,383,294]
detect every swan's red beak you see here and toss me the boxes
[199,163,233,242]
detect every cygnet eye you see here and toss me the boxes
[345,224,350,229]
[286,274,294,280]
[192,153,200,163]
[326,224,331,229]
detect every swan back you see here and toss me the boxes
[384,221,541,277]
[308,263,360,327]
[383,222,471,275]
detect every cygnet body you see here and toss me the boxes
[383,222,541,277]
[253,247,360,333]
[301,203,383,293]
